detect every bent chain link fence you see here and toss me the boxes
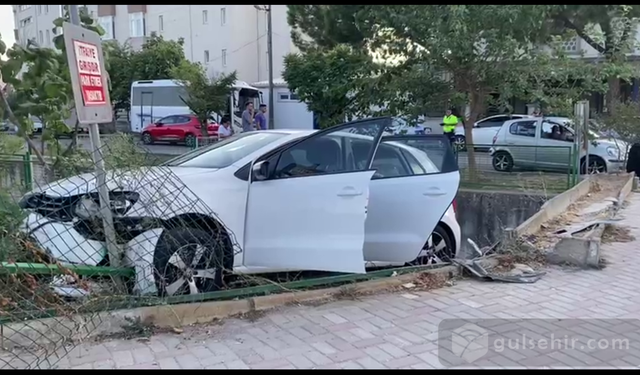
[0,134,245,369]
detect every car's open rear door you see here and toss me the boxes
[242,118,391,274]
[364,134,460,263]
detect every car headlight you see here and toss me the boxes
[74,191,139,219]
[606,146,620,159]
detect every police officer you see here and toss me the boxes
[441,109,459,143]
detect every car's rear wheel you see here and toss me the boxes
[492,151,513,172]
[412,224,455,265]
[185,134,196,148]
[153,228,225,297]
[141,132,153,145]
[453,135,467,152]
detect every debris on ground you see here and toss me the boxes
[602,224,636,244]
[453,258,546,284]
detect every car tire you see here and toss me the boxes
[453,135,467,152]
[185,134,196,148]
[580,155,607,174]
[411,224,455,265]
[492,151,513,172]
[153,227,226,297]
[141,132,153,145]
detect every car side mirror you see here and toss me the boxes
[252,160,270,181]
[155,122,163,126]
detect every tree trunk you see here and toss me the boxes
[606,77,621,115]
[200,120,209,138]
[465,91,486,182]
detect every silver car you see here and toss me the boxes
[490,117,627,174]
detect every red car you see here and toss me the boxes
[141,114,219,147]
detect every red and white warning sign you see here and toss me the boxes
[73,40,106,105]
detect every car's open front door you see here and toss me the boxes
[243,117,391,274]
[364,134,460,263]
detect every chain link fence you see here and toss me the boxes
[0,134,246,369]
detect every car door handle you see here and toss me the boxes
[337,187,363,197]
[423,187,447,196]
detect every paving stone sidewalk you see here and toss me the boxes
[16,193,640,369]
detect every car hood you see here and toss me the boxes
[29,166,219,198]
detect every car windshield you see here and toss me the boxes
[165,132,287,169]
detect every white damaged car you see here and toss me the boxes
[19,117,461,297]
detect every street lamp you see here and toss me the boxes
[254,5,274,129]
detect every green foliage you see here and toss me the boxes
[0,134,24,155]
[103,41,134,113]
[103,35,189,114]
[284,46,376,128]
[171,62,237,137]
[597,101,640,144]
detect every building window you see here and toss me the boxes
[18,5,31,12]
[99,16,114,40]
[159,15,164,31]
[38,30,43,44]
[37,5,42,15]
[45,29,50,46]
[220,7,226,25]
[278,92,300,102]
[204,50,210,63]
[202,10,208,25]
[221,49,227,67]
[44,5,48,13]
[129,12,145,38]
[19,17,33,27]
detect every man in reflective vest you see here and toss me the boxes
[441,109,459,143]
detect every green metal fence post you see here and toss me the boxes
[23,151,33,191]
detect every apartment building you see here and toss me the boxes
[12,4,298,84]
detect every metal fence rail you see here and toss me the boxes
[454,144,577,193]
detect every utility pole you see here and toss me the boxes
[266,5,275,129]
[255,5,275,129]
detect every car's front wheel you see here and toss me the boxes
[153,228,226,297]
[141,132,153,145]
[411,224,455,265]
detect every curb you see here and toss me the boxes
[0,258,499,350]
[546,173,635,268]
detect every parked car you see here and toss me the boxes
[454,114,533,150]
[141,114,219,147]
[20,117,461,297]
[490,116,627,174]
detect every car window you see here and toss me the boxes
[370,143,411,178]
[273,120,385,179]
[377,136,457,176]
[159,116,178,125]
[174,116,191,124]
[541,121,574,142]
[168,132,287,168]
[509,120,537,138]
[477,116,509,128]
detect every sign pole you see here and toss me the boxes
[66,7,121,278]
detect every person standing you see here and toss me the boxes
[217,116,233,139]
[254,104,268,130]
[441,109,459,143]
[242,102,255,133]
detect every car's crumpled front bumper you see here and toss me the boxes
[22,213,164,296]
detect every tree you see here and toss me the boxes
[0,6,102,166]
[547,5,640,108]
[103,41,133,115]
[170,61,237,137]
[102,35,189,116]
[596,101,640,146]
[284,5,619,177]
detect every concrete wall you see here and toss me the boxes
[455,189,549,253]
